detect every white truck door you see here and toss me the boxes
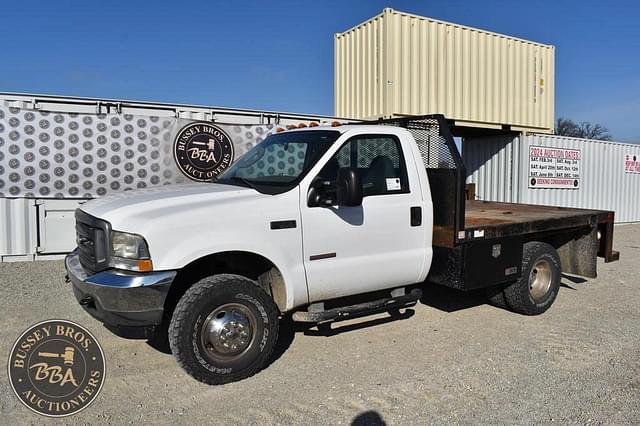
[300,132,428,302]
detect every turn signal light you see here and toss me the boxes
[331,121,342,127]
[137,259,153,272]
[298,123,307,128]
[286,124,297,130]
[276,127,285,133]
[309,122,319,127]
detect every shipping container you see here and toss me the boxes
[335,8,555,133]
[463,133,640,223]
[0,92,342,261]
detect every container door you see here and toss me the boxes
[37,200,84,254]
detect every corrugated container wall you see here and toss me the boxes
[0,198,37,258]
[335,8,555,133]
[0,92,341,261]
[464,134,640,223]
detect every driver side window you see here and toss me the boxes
[317,135,409,197]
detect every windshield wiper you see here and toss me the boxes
[225,176,262,192]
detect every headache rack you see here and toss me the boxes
[363,115,466,248]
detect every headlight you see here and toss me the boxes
[109,231,152,272]
[111,231,150,259]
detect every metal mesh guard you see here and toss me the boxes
[382,118,457,169]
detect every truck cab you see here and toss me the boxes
[66,116,617,385]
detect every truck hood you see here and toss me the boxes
[80,183,260,233]
[79,181,302,271]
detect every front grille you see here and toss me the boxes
[76,221,96,270]
[75,210,110,274]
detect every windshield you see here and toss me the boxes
[216,130,341,194]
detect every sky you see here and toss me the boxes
[1,0,638,141]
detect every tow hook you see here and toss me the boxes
[79,296,94,306]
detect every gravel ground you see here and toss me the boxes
[1,224,639,425]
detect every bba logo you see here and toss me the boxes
[8,319,105,417]
[174,122,235,182]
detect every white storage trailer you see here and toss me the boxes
[464,133,640,223]
[0,93,342,261]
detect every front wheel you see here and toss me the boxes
[169,274,279,385]
[503,242,561,315]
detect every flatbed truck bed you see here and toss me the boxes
[463,200,618,260]
[430,199,618,292]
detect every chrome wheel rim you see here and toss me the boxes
[529,259,552,302]
[200,303,256,363]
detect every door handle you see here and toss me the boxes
[410,206,422,227]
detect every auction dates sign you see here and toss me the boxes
[528,145,581,189]
[624,154,640,174]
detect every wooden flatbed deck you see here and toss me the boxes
[463,200,611,240]
[432,200,613,248]
[465,200,608,228]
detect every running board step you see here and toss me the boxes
[292,288,422,323]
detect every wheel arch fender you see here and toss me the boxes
[164,250,299,316]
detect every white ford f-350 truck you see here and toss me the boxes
[66,116,619,384]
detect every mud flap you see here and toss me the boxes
[557,226,598,278]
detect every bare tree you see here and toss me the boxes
[578,122,613,140]
[555,118,613,141]
[556,118,582,138]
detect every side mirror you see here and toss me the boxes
[336,167,363,207]
[307,176,334,207]
[307,185,322,207]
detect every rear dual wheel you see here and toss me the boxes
[488,242,561,315]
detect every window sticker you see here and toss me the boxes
[385,177,401,191]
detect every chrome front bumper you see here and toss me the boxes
[65,250,176,338]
